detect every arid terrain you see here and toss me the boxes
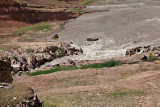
[13,60,160,107]
[0,0,160,107]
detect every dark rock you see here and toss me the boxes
[141,55,147,61]
[51,34,59,39]
[43,46,58,53]
[0,59,13,83]
[86,37,99,41]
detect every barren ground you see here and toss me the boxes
[14,60,160,107]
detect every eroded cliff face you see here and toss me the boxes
[0,58,13,83]
[0,0,80,23]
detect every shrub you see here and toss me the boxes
[59,48,66,57]
[13,55,19,61]
[80,60,123,69]
[147,56,159,62]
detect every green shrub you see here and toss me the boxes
[80,60,123,69]
[59,48,66,57]
[13,55,19,61]
[147,56,159,62]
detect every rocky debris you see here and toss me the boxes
[7,94,42,107]
[125,45,160,63]
[0,83,12,89]
[126,46,143,56]
[51,34,59,39]
[0,42,83,73]
[60,59,76,67]
[0,58,13,83]
[86,37,99,41]
[126,45,160,56]
[2,85,42,107]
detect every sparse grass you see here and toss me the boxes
[80,60,123,69]
[14,22,56,34]
[147,56,159,62]
[0,84,32,106]
[25,48,34,54]
[83,0,96,5]
[59,48,66,57]
[42,101,58,107]
[71,8,85,15]
[107,89,145,99]
[0,45,19,51]
[28,60,123,76]
[59,24,65,30]
[40,89,145,107]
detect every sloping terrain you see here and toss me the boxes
[0,0,84,35]
[14,60,160,107]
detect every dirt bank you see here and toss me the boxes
[0,0,81,23]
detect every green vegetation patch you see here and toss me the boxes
[83,0,97,6]
[147,56,159,62]
[59,48,66,57]
[71,8,85,15]
[28,60,123,76]
[80,60,123,69]
[14,22,56,34]
[28,66,78,76]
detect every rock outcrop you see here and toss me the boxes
[125,45,160,63]
[0,42,83,73]
[0,0,81,23]
[0,58,13,83]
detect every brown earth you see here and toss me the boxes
[0,84,42,106]
[0,0,85,36]
[13,60,160,107]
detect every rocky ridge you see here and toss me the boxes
[0,42,83,73]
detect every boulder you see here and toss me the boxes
[0,59,13,83]
[12,64,21,73]
[51,34,59,39]
[86,37,99,41]
[42,46,58,53]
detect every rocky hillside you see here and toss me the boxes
[0,58,13,83]
[0,0,81,23]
